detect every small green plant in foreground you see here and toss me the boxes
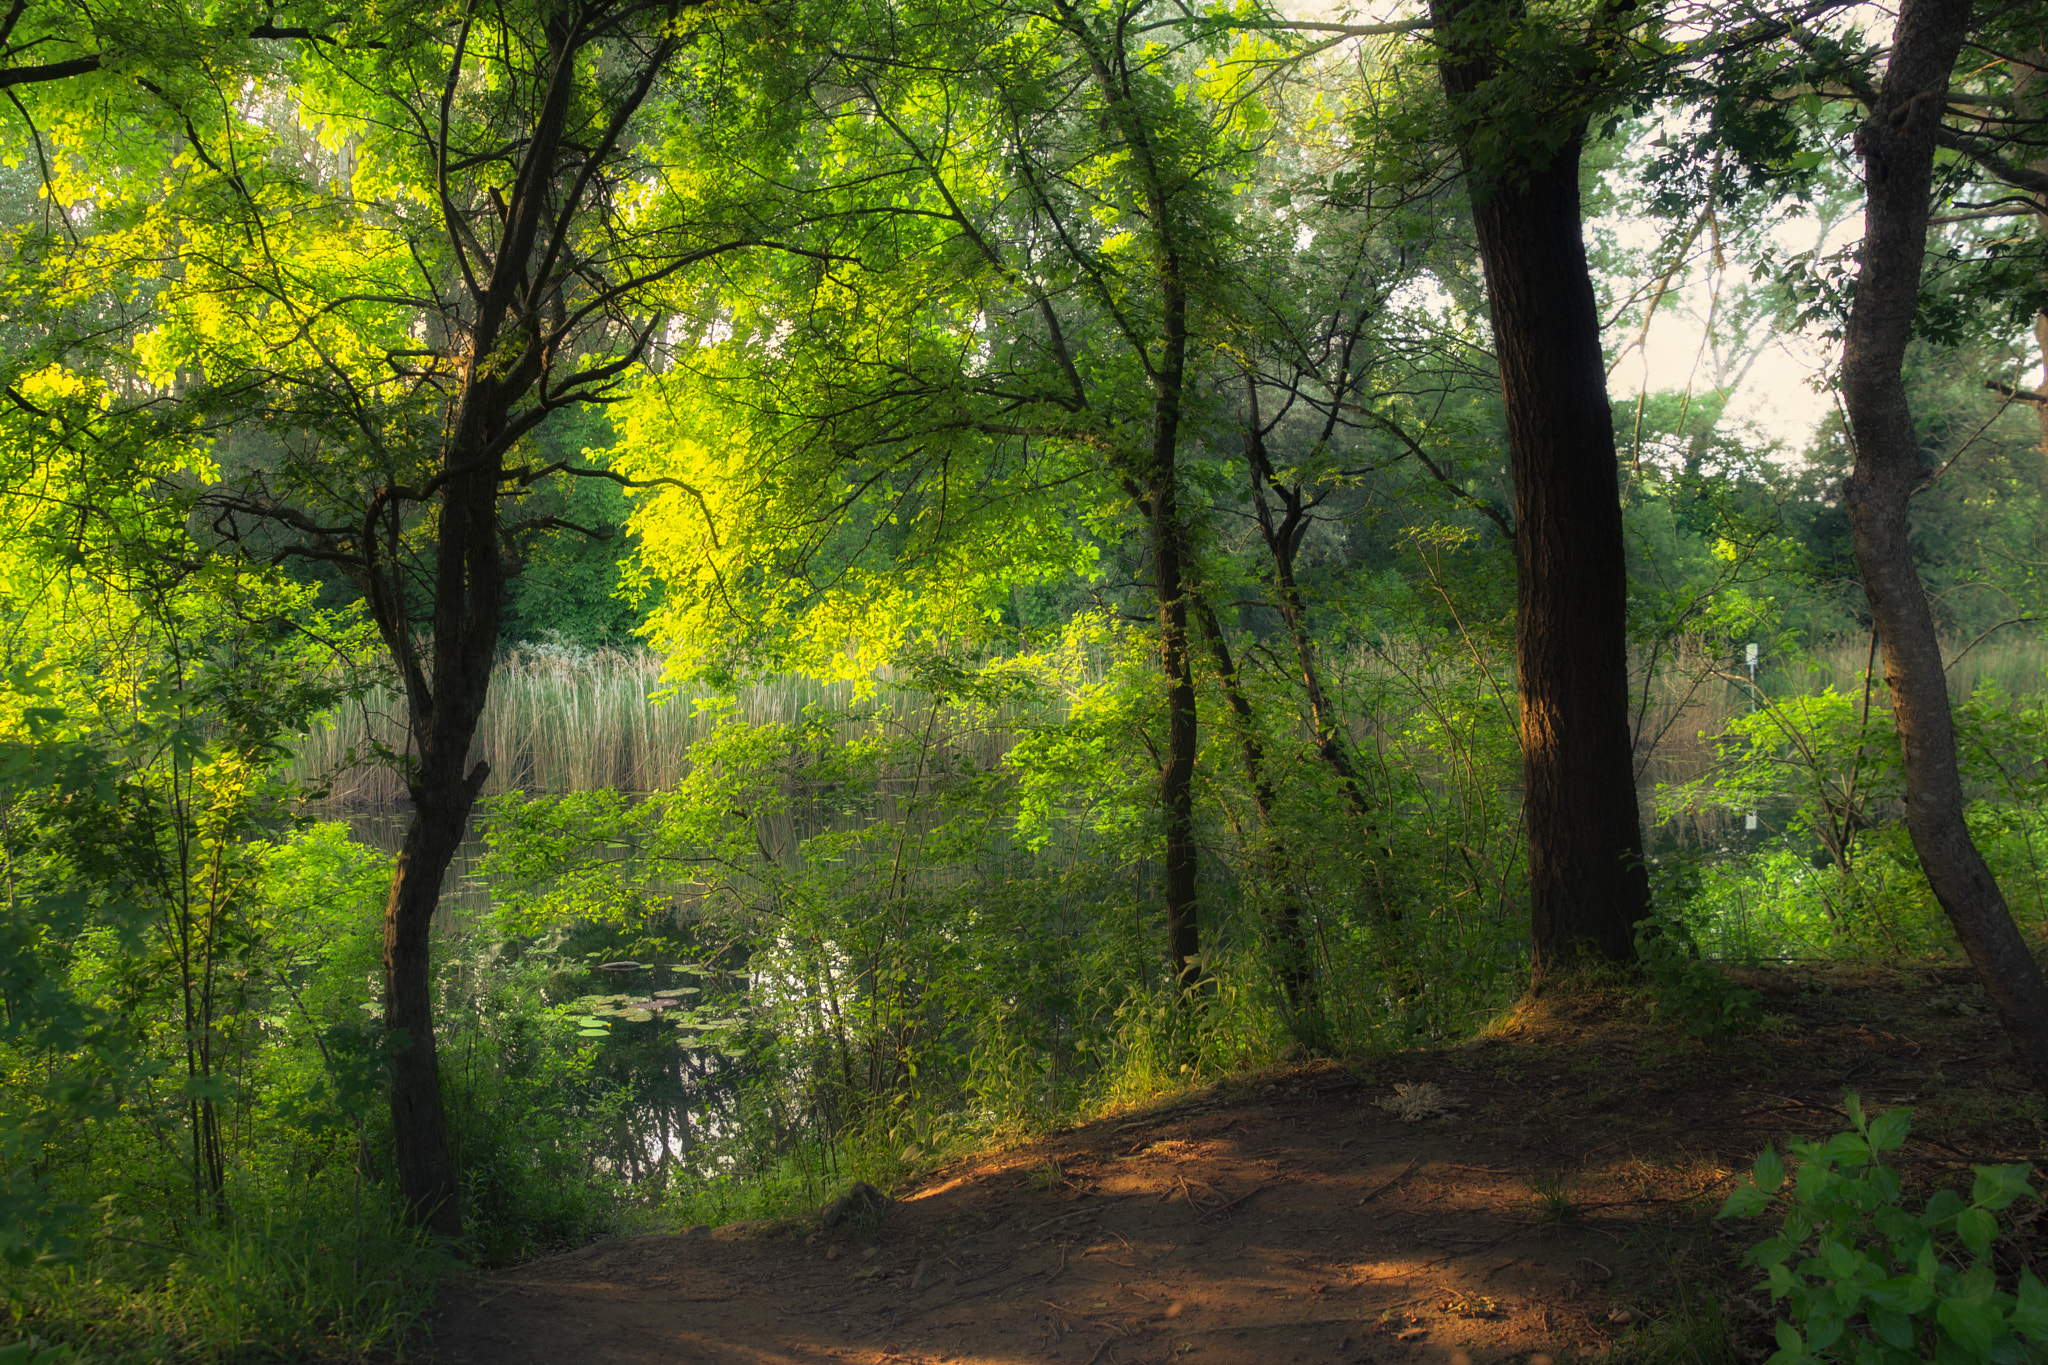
[1530,1170,1581,1222]
[1718,1093,2046,1365]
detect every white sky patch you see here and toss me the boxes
[1385,271,1456,319]
[1265,0,1904,464]
[1602,208,1866,459]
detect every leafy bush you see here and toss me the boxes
[1718,1094,2046,1365]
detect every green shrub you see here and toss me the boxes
[1718,1094,2046,1365]
[1634,910,1763,1036]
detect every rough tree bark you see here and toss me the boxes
[1430,0,1650,974]
[1839,0,2048,1094]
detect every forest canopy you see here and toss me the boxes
[2,0,2047,1356]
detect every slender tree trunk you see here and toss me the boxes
[1055,0,1202,994]
[1840,0,2048,1094]
[373,8,590,1236]
[1143,153,1199,999]
[381,783,473,1238]
[1241,385,1376,827]
[1432,0,1649,974]
[1150,427,1201,995]
[1196,602,1320,1036]
[379,385,511,1239]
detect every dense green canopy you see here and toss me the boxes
[1,0,2046,1354]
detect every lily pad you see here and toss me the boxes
[620,1008,655,1022]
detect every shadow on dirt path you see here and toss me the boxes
[426,967,2047,1365]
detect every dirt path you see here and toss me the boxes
[425,968,2046,1365]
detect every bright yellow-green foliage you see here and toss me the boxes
[611,0,1288,686]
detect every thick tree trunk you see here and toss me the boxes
[1840,0,2048,1094]
[1432,0,1649,974]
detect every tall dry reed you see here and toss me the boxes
[287,645,1038,806]
[291,635,2048,810]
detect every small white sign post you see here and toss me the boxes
[1744,642,1759,831]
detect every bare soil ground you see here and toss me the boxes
[425,965,2047,1365]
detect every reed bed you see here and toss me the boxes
[290,635,2048,811]
[288,645,1044,807]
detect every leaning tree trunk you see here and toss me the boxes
[1839,0,2048,1094]
[1431,0,1649,974]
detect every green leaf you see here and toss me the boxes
[1970,1164,2036,1212]
[1870,1307,1914,1349]
[1937,1297,2007,1358]
[1867,1274,1936,1316]
[1925,1189,1966,1227]
[1756,1146,1787,1193]
[1956,1207,1997,1259]
[2011,1269,2048,1340]
[1749,1237,1796,1274]
[1724,1184,1772,1218]
[1823,1132,1874,1168]
[1866,1108,1912,1153]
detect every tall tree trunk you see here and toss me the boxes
[377,306,518,1240]
[1840,0,2048,1094]
[1056,0,1201,994]
[1150,413,1201,995]
[1196,601,1321,1037]
[373,8,589,1236]
[1431,0,1649,974]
